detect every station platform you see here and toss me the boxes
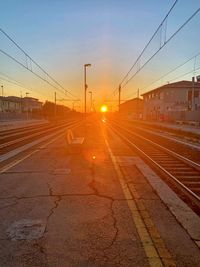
[0,115,199,266]
[130,119,200,139]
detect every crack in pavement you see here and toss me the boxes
[0,194,131,201]
[0,200,18,210]
[32,241,48,264]
[0,163,131,264]
[44,195,62,234]
[101,199,119,265]
[87,163,120,264]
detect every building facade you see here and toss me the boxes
[141,81,200,122]
[119,98,143,119]
[0,96,22,113]
[0,96,43,120]
[21,97,43,112]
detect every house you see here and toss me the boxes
[141,80,200,122]
[119,97,143,119]
[21,97,43,112]
[0,96,21,113]
[0,96,42,113]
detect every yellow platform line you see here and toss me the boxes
[105,139,176,267]
[0,133,64,174]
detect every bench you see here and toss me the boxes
[66,129,84,153]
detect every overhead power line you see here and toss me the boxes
[122,6,200,89]
[124,52,200,100]
[0,28,79,100]
[119,0,178,87]
[142,53,200,91]
[0,72,48,99]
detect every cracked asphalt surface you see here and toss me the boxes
[0,117,149,267]
[0,116,199,266]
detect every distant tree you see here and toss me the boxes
[42,101,72,119]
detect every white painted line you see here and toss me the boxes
[0,132,65,173]
[0,128,65,163]
[0,121,81,173]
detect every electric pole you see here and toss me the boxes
[54,92,57,118]
[118,84,121,112]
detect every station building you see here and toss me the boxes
[141,80,200,122]
[119,97,143,119]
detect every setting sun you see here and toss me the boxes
[100,105,108,113]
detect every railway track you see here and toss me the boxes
[112,119,200,165]
[0,120,78,154]
[0,119,82,165]
[108,120,200,210]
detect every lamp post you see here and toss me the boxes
[84,63,91,116]
[1,85,4,113]
[89,91,93,112]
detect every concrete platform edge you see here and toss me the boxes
[130,156,200,248]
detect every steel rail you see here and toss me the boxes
[110,121,200,170]
[0,120,75,141]
[0,123,49,139]
[0,120,80,151]
[118,120,200,151]
[108,121,200,208]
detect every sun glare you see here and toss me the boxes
[100,105,108,113]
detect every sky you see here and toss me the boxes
[0,0,200,111]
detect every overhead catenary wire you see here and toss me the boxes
[0,71,24,87]
[124,65,200,101]
[0,71,65,103]
[119,0,178,87]
[167,65,200,84]
[0,73,49,100]
[122,7,200,89]
[0,28,79,100]
[108,0,178,103]
[124,52,200,100]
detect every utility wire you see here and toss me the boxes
[141,52,200,92]
[125,52,200,100]
[0,71,24,87]
[108,0,178,102]
[122,7,200,88]
[124,64,200,101]
[0,70,75,108]
[0,76,46,99]
[0,28,79,100]
[167,66,200,84]
[119,0,178,87]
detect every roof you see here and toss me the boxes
[141,80,200,96]
[23,97,39,101]
[120,97,143,107]
[0,96,21,102]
